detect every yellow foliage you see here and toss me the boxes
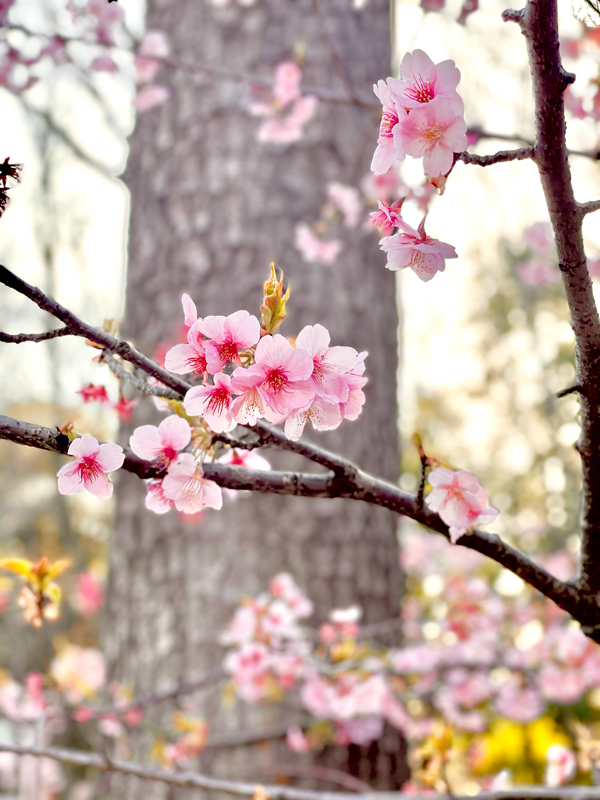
[0,555,70,629]
[260,263,290,336]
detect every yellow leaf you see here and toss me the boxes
[0,559,34,580]
[43,559,71,583]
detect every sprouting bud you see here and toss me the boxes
[261,263,290,336]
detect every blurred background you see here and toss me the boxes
[2,0,600,796]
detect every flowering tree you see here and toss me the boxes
[2,0,600,797]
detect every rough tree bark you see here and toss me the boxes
[105,0,405,791]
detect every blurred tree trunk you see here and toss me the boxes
[106,0,406,791]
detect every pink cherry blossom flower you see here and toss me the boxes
[138,30,170,59]
[286,726,312,753]
[392,50,463,114]
[183,373,237,433]
[145,479,174,514]
[295,224,342,264]
[268,573,314,618]
[284,398,342,440]
[516,258,560,286]
[181,293,197,327]
[339,354,368,420]
[165,319,208,375]
[232,334,315,420]
[273,61,302,107]
[77,383,109,404]
[130,415,191,465]
[134,84,170,113]
[327,182,363,228]
[588,258,600,280]
[371,79,407,174]
[50,646,106,704]
[295,324,359,403]
[197,310,260,373]
[162,453,223,514]
[380,217,457,282]
[399,96,467,177]
[370,199,405,236]
[425,467,498,543]
[113,396,138,420]
[219,605,258,646]
[361,166,402,204]
[523,222,555,255]
[57,435,124,499]
[72,571,104,616]
[217,448,271,498]
[545,745,577,787]
[91,54,118,72]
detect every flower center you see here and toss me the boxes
[186,353,207,373]
[78,457,102,483]
[379,109,399,138]
[207,387,231,414]
[265,368,288,393]
[422,124,445,144]
[406,76,435,104]
[183,473,203,497]
[217,339,239,364]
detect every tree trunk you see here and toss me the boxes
[105,0,405,792]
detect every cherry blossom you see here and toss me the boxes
[327,182,363,228]
[295,224,342,265]
[113,396,138,420]
[145,479,175,514]
[72,571,104,617]
[162,453,223,514]
[392,50,464,114]
[184,373,237,433]
[196,310,260,373]
[295,324,359,403]
[516,259,560,286]
[523,221,555,255]
[231,334,315,421]
[399,95,467,177]
[181,293,198,327]
[134,85,171,113]
[250,62,318,144]
[77,383,110,404]
[217,448,271,498]
[165,319,208,375]
[284,399,342,440]
[370,199,405,236]
[425,468,498,543]
[545,745,577,787]
[50,646,106,704]
[371,79,407,174]
[57,435,124,499]
[286,726,312,753]
[130,415,191,465]
[380,217,457,282]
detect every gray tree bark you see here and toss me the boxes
[105,0,405,792]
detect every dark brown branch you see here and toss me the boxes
[580,199,600,216]
[456,146,534,167]
[0,413,582,627]
[0,327,71,344]
[502,0,600,630]
[557,383,583,398]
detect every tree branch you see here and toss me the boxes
[455,146,535,167]
[502,0,600,630]
[580,199,600,216]
[0,413,582,627]
[3,742,600,800]
[102,351,181,400]
[0,327,71,344]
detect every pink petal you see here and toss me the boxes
[57,463,84,495]
[130,425,164,461]
[68,434,100,460]
[158,415,191,451]
[85,472,113,499]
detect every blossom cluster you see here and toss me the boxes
[166,294,367,441]
[369,50,467,282]
[249,61,318,144]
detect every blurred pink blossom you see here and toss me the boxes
[295,224,342,264]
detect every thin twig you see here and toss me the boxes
[557,384,583,398]
[456,146,535,167]
[259,764,373,794]
[0,327,71,344]
[102,351,180,400]
[580,199,600,216]
[3,742,600,799]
